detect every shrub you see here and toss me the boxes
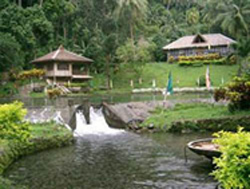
[0,102,31,142]
[214,88,227,101]
[196,75,213,87]
[178,53,221,62]
[215,76,250,111]
[47,88,62,99]
[168,56,175,64]
[178,58,226,66]
[0,82,18,97]
[229,55,237,65]
[18,69,45,80]
[212,128,250,189]
[196,75,206,87]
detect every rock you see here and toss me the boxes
[33,86,44,93]
[148,123,154,130]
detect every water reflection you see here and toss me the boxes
[0,93,211,107]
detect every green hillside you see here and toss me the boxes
[109,63,239,89]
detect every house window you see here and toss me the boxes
[47,64,54,71]
[58,63,69,71]
[36,65,44,69]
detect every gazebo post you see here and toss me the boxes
[53,63,56,85]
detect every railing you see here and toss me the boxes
[72,70,88,75]
[46,70,71,77]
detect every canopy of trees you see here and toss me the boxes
[1,0,250,73]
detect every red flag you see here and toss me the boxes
[206,66,211,89]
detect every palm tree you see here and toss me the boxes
[206,0,250,39]
[114,0,148,41]
[186,7,200,25]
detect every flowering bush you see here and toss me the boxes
[178,53,221,62]
[168,56,175,63]
[215,76,250,111]
[47,88,62,99]
[214,88,227,102]
[18,69,45,80]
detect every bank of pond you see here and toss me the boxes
[0,123,73,188]
[139,103,250,133]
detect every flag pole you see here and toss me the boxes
[163,71,173,107]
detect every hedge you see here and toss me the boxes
[168,116,250,133]
[178,58,226,66]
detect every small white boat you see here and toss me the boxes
[187,138,221,159]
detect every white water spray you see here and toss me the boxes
[25,107,72,131]
[74,107,124,136]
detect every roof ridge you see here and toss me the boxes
[163,33,235,50]
[52,48,60,59]
[65,49,93,61]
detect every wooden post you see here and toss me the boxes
[53,63,57,85]
[110,79,113,89]
[139,78,142,84]
[130,80,134,88]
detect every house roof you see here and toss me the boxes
[163,34,236,51]
[31,45,93,64]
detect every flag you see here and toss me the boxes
[206,66,211,89]
[166,71,173,95]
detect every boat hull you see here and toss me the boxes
[187,138,221,160]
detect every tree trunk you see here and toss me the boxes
[130,22,134,42]
[130,22,136,58]
[18,0,22,7]
[40,0,43,7]
[63,18,67,40]
[106,54,111,90]
[167,0,172,10]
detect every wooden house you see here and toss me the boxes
[31,45,93,84]
[163,34,236,61]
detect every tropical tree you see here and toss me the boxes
[114,0,148,41]
[186,7,200,25]
[0,32,22,72]
[206,0,250,39]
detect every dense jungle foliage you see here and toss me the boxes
[1,0,250,75]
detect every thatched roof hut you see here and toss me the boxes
[163,34,236,50]
[163,33,236,60]
[31,45,94,83]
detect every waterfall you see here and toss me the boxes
[74,107,124,136]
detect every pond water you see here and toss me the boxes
[4,106,217,189]
[0,92,212,107]
[2,93,217,188]
[4,133,217,189]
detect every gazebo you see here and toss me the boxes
[31,45,93,84]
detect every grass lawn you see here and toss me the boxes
[0,122,71,148]
[27,63,239,97]
[111,63,239,89]
[30,122,71,138]
[142,103,250,130]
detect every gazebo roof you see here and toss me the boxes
[31,45,93,64]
